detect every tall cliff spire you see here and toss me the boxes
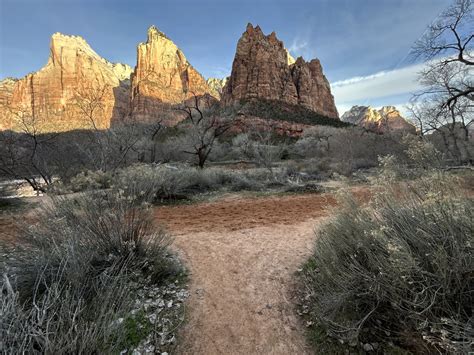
[222,24,339,119]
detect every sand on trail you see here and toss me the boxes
[155,191,367,354]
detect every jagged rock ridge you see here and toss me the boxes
[130,26,218,121]
[0,33,133,132]
[222,23,339,119]
[341,105,416,134]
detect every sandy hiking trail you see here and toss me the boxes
[156,190,368,354]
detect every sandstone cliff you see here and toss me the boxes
[0,78,17,130]
[222,24,338,119]
[0,33,132,132]
[341,105,416,134]
[130,26,217,121]
[206,77,228,98]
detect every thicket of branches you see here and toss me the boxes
[409,0,473,164]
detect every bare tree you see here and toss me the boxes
[0,107,57,193]
[409,0,473,163]
[233,122,287,172]
[73,84,141,172]
[175,94,231,168]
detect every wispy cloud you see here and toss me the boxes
[331,71,389,88]
[331,62,424,105]
[288,38,308,56]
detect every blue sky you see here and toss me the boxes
[0,0,452,114]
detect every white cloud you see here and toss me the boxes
[288,38,308,56]
[331,62,425,105]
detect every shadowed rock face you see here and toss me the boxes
[130,26,218,122]
[222,24,339,119]
[341,105,416,134]
[0,33,133,132]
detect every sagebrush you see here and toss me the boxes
[0,191,178,353]
[301,173,473,353]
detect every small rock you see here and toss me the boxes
[362,343,374,352]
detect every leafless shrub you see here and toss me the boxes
[301,173,473,353]
[0,191,177,353]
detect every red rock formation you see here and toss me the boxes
[0,33,133,132]
[222,24,339,119]
[130,26,218,122]
[341,105,416,134]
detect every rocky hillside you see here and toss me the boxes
[130,26,218,122]
[0,33,133,132]
[222,24,339,120]
[341,105,416,134]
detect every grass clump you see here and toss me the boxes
[299,172,473,353]
[0,190,179,354]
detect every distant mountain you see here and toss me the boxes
[206,77,228,98]
[221,23,339,120]
[341,105,416,134]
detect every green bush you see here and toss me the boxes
[300,176,473,353]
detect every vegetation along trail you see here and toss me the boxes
[155,189,369,354]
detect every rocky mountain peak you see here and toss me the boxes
[48,32,132,81]
[341,105,415,134]
[222,24,338,119]
[147,25,168,42]
[49,33,100,65]
[130,25,216,121]
[0,31,132,132]
[378,105,399,116]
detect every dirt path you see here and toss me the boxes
[155,190,368,354]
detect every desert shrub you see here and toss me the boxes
[300,175,473,353]
[114,163,308,200]
[403,135,443,169]
[291,126,409,176]
[0,191,177,353]
[1,271,131,354]
[68,169,112,192]
[373,137,445,185]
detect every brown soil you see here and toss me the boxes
[155,189,369,354]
